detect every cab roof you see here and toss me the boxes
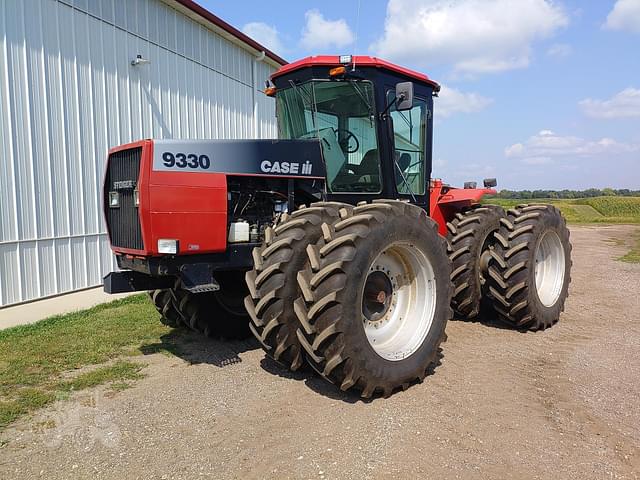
[271,55,440,91]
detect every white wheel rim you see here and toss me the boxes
[534,230,565,307]
[362,242,437,361]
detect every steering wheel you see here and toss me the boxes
[333,128,359,154]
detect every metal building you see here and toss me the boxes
[0,0,285,307]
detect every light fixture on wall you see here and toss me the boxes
[131,54,150,66]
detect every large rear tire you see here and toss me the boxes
[245,202,352,371]
[295,200,452,398]
[446,205,506,319]
[487,204,572,330]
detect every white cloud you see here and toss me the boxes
[603,0,640,33]
[579,88,640,119]
[242,22,284,55]
[547,43,573,58]
[371,0,568,74]
[436,85,493,118]
[300,10,354,50]
[505,130,638,163]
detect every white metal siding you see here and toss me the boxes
[0,0,278,307]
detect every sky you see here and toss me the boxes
[199,0,640,190]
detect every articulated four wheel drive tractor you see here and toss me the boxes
[103,55,572,398]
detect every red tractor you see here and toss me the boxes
[103,55,571,398]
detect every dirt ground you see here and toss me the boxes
[1,225,639,480]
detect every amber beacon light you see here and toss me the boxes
[329,66,346,77]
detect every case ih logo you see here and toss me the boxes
[112,180,136,190]
[260,160,313,175]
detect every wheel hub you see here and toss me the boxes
[479,248,492,285]
[363,270,394,324]
[361,244,437,361]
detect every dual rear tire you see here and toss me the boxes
[446,203,571,330]
[446,205,506,319]
[487,204,572,330]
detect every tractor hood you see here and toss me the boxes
[151,139,326,179]
[104,138,326,257]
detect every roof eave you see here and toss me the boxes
[168,0,287,68]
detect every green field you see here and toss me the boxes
[483,196,640,224]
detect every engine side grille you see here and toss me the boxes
[104,147,144,250]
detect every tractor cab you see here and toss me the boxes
[269,55,440,207]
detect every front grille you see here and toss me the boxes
[104,147,144,250]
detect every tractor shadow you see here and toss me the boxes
[259,347,445,403]
[258,356,362,404]
[140,328,261,368]
[451,302,530,332]
[141,328,446,402]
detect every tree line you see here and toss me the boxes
[495,188,640,199]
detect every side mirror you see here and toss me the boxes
[395,82,413,111]
[483,178,497,188]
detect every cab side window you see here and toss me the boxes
[388,92,427,196]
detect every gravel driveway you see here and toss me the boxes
[1,224,639,480]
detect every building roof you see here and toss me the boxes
[271,55,440,90]
[173,0,287,66]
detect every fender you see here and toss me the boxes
[429,179,497,235]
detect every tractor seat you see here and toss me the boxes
[331,148,381,192]
[357,149,380,177]
[397,152,411,172]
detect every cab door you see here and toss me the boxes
[386,90,430,207]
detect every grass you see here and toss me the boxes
[0,295,171,430]
[483,196,640,224]
[618,230,640,263]
[57,361,144,392]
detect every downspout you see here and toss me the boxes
[252,51,266,138]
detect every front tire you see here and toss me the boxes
[295,200,452,398]
[172,273,251,339]
[487,204,572,330]
[245,202,352,371]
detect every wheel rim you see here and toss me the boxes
[534,230,565,307]
[362,242,437,361]
[477,230,495,286]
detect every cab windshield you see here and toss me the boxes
[276,80,381,193]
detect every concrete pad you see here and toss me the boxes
[0,287,135,330]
